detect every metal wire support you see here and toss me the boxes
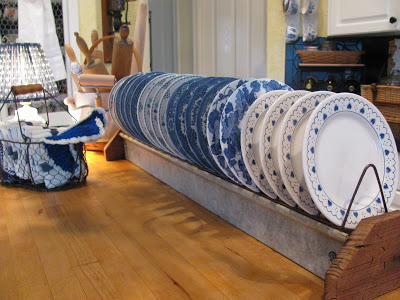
[341,163,388,229]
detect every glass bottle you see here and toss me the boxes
[325,76,338,92]
[304,76,318,91]
[345,77,359,93]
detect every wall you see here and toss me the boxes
[267,0,328,82]
[76,0,328,81]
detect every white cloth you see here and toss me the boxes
[17,0,67,81]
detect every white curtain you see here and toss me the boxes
[17,0,66,81]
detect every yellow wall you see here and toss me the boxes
[77,0,102,60]
[77,0,151,72]
[267,0,328,82]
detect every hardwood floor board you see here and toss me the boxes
[0,188,18,299]
[86,188,228,299]
[76,195,196,299]
[59,193,158,300]
[5,189,53,299]
[18,189,87,300]
[40,192,99,268]
[73,261,121,299]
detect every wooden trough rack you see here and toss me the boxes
[105,132,400,299]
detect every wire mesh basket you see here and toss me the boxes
[0,84,88,190]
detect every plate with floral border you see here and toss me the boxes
[137,73,172,147]
[149,74,184,155]
[240,90,289,199]
[174,77,212,167]
[260,90,309,206]
[186,77,234,171]
[303,93,399,228]
[118,73,148,139]
[126,72,164,143]
[158,75,203,159]
[142,73,178,150]
[165,76,206,161]
[220,79,293,192]
[108,74,133,134]
[278,91,334,215]
[206,79,250,184]
[196,78,236,175]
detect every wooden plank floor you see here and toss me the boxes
[0,151,399,300]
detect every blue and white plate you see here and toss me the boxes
[260,90,309,206]
[119,73,146,139]
[174,77,212,166]
[149,74,183,155]
[196,78,236,175]
[303,93,399,228]
[127,72,164,143]
[142,73,177,150]
[165,76,205,161]
[113,73,143,138]
[137,73,171,147]
[186,77,234,170]
[108,74,132,133]
[220,79,293,192]
[240,90,289,199]
[278,91,334,215]
[158,75,202,159]
[206,79,250,183]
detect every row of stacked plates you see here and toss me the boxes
[109,72,398,229]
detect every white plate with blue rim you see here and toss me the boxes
[137,73,172,147]
[158,75,203,159]
[142,73,178,151]
[260,90,309,206]
[220,79,293,192]
[240,90,289,199]
[303,93,399,229]
[207,79,250,184]
[277,91,335,215]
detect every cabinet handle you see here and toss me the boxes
[390,17,397,24]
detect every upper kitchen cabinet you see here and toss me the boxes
[328,0,400,36]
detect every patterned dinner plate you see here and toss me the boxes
[278,91,334,215]
[240,90,289,199]
[303,93,399,228]
[186,77,234,171]
[165,76,205,161]
[158,75,203,159]
[260,90,309,206]
[220,79,293,192]
[206,79,250,183]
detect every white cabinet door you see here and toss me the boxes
[328,0,400,36]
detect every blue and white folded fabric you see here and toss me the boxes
[0,108,107,188]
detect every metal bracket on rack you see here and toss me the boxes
[341,163,388,230]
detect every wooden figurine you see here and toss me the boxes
[111,24,133,81]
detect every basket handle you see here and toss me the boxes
[369,83,400,107]
[11,84,44,96]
